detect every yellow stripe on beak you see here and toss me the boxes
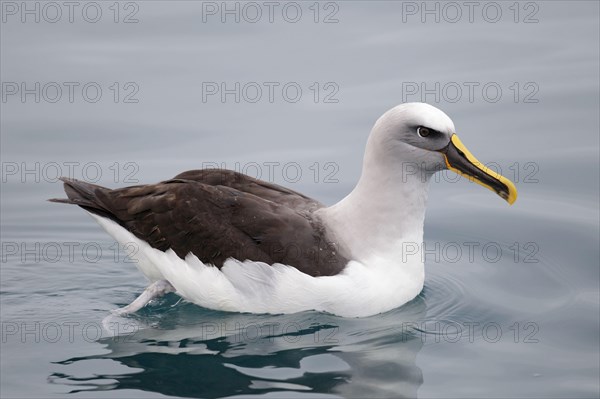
[443,134,518,205]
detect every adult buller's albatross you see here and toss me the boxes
[51,103,517,317]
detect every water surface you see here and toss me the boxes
[1,1,599,397]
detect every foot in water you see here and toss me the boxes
[112,280,175,316]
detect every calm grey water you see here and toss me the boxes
[1,1,599,398]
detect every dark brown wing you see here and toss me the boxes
[50,170,348,277]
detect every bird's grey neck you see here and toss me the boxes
[317,142,432,264]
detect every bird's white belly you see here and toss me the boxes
[91,213,424,317]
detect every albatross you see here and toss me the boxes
[51,103,517,317]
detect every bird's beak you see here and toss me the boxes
[439,134,517,205]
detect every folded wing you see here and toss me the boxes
[50,169,348,277]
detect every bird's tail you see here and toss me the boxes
[48,177,115,220]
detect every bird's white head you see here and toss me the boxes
[319,102,517,269]
[366,102,517,204]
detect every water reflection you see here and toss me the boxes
[51,297,426,398]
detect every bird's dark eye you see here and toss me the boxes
[417,126,431,138]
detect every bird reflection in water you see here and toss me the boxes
[49,294,426,398]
